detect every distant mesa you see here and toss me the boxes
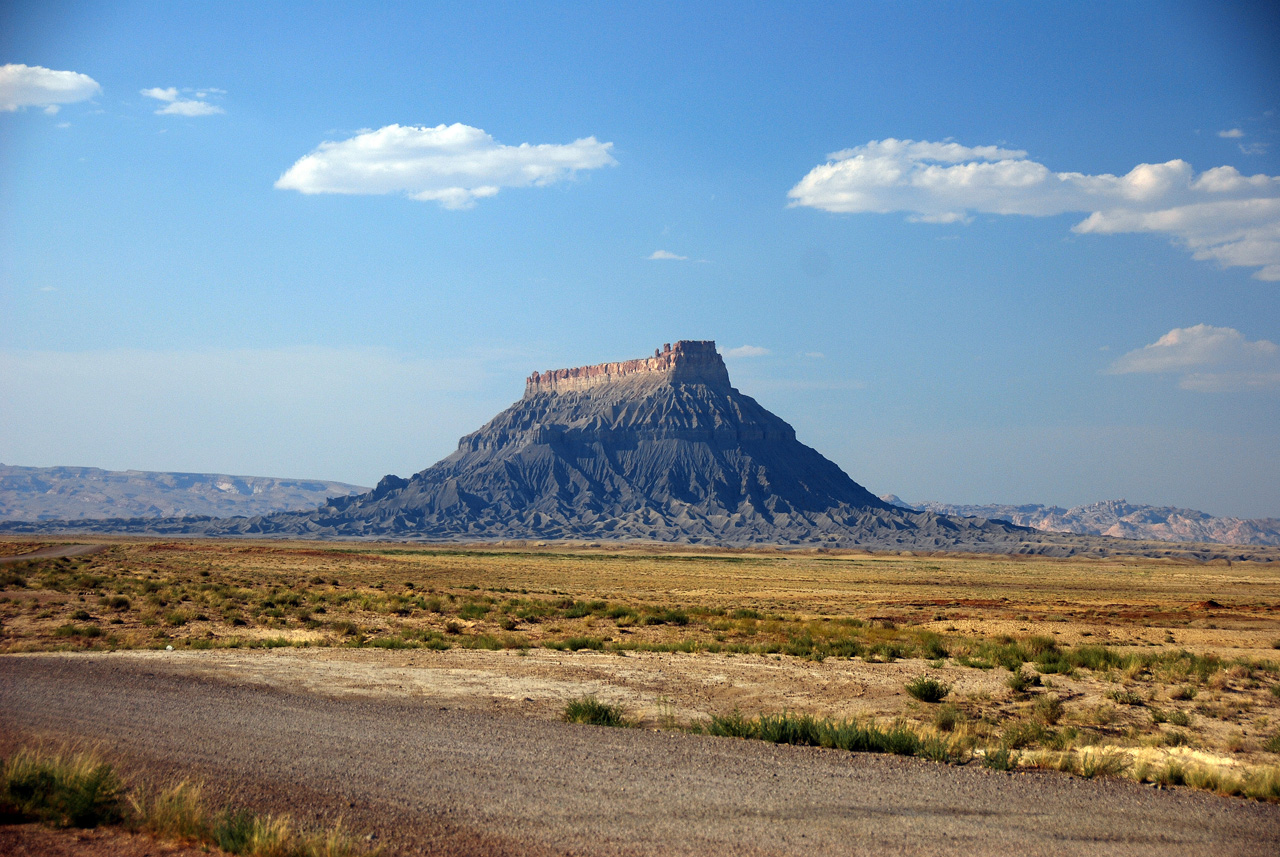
[4,342,1271,558]
[0,340,1036,551]
[882,496,1280,548]
[0,464,368,522]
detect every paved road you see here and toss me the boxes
[2,654,1277,856]
[0,544,108,564]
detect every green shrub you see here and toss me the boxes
[1033,694,1064,726]
[1107,688,1144,706]
[563,696,628,727]
[458,602,489,620]
[1007,668,1040,694]
[131,780,209,841]
[705,710,756,738]
[0,570,26,588]
[564,600,605,619]
[1002,721,1050,750]
[1024,635,1059,656]
[982,746,1019,771]
[563,636,605,651]
[212,808,258,853]
[1,747,123,828]
[756,712,823,746]
[919,632,949,660]
[1078,749,1129,779]
[53,624,102,638]
[642,608,689,626]
[1034,650,1073,674]
[1070,645,1124,672]
[905,674,952,703]
[934,703,961,732]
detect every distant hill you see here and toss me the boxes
[0,464,369,521]
[880,496,1280,547]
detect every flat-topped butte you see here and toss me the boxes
[525,340,730,395]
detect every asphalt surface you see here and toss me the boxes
[2,654,1278,856]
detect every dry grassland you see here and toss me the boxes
[3,536,1280,799]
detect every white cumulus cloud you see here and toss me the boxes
[1218,128,1244,139]
[142,86,224,116]
[0,63,100,112]
[1108,324,1280,392]
[275,123,617,209]
[722,345,771,359]
[788,138,1280,281]
[648,250,688,260]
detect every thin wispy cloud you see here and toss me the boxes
[788,138,1280,281]
[1218,128,1244,139]
[275,123,616,209]
[142,86,225,116]
[1108,324,1280,392]
[722,345,770,358]
[648,250,688,260]
[0,63,100,113]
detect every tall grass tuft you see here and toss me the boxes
[213,809,292,856]
[2,741,379,855]
[130,780,209,840]
[563,696,629,727]
[1,746,123,828]
[982,745,1019,771]
[1077,748,1130,779]
[700,711,958,761]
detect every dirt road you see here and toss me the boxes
[2,653,1277,856]
[0,543,107,564]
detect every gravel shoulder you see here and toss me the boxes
[2,651,1279,856]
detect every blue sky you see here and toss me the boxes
[2,1,1279,517]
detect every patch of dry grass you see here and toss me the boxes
[2,741,373,856]
[2,537,1279,802]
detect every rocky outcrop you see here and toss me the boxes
[525,340,730,394]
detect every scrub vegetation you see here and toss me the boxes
[0,742,373,856]
[2,537,1279,802]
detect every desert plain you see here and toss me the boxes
[3,536,1280,854]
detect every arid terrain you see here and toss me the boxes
[2,537,1280,853]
